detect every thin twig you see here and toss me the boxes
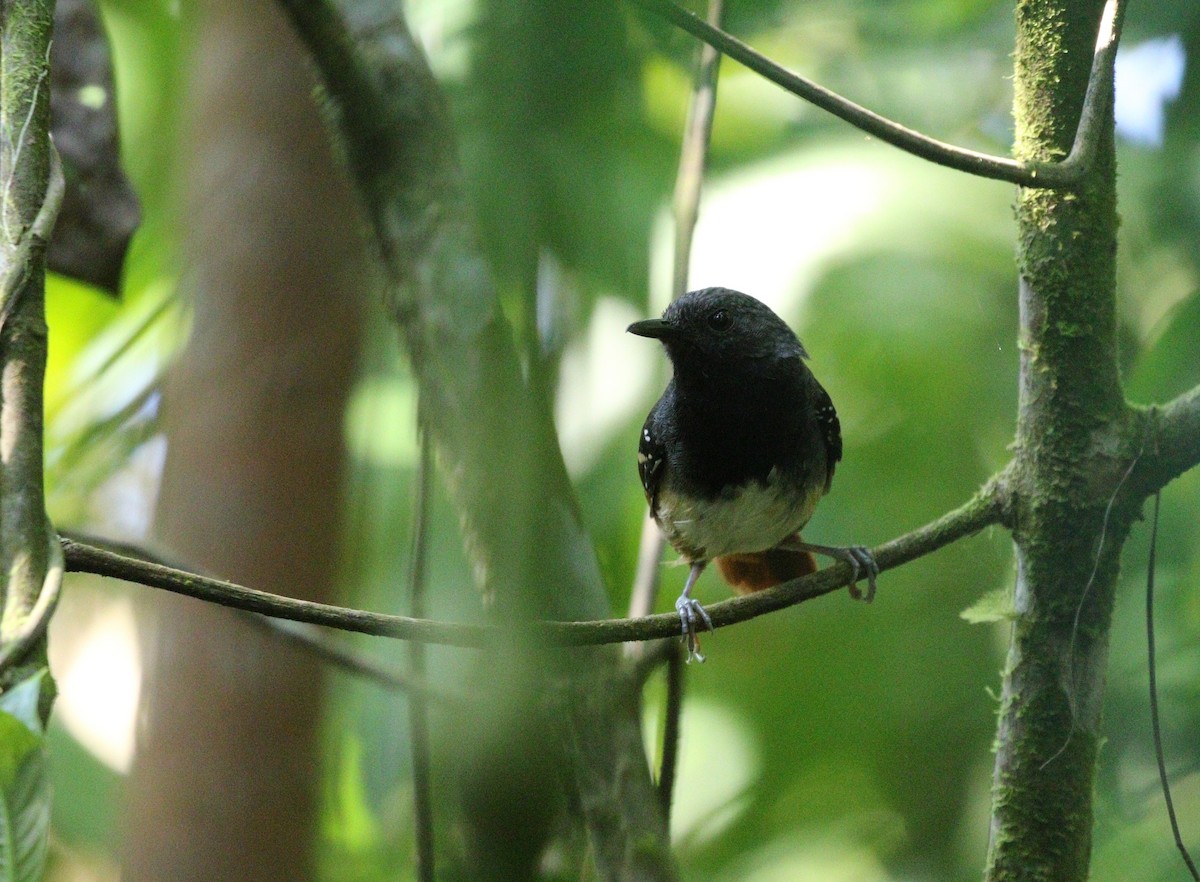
[626,0,724,638]
[1146,491,1200,880]
[630,0,1124,189]
[630,639,673,686]
[657,643,685,819]
[1062,0,1125,172]
[408,426,436,882]
[62,479,1005,648]
[59,530,464,706]
[647,0,723,821]
[247,616,466,708]
[626,516,667,647]
[670,0,723,302]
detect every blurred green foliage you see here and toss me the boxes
[41,0,1200,880]
[0,674,51,882]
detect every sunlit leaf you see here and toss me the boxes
[0,673,52,882]
[960,586,1016,624]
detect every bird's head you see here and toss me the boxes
[627,288,807,370]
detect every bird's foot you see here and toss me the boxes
[778,538,881,602]
[674,594,713,663]
[842,545,879,602]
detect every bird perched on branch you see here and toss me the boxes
[628,287,877,662]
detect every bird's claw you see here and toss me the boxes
[845,545,879,603]
[675,595,713,663]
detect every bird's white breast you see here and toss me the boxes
[654,471,818,561]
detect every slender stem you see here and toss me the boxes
[630,0,1123,189]
[670,0,723,302]
[1146,492,1200,880]
[407,426,435,882]
[646,0,724,776]
[250,617,465,708]
[630,640,673,685]
[626,0,724,633]
[61,536,479,645]
[62,478,1005,648]
[1061,0,1126,172]
[657,644,684,820]
[60,530,465,705]
[626,515,667,634]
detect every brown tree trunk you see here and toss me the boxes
[120,0,366,878]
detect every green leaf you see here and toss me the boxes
[960,587,1017,624]
[0,673,52,882]
[0,676,45,793]
[0,674,46,739]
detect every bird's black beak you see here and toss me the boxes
[627,318,678,340]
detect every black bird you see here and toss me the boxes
[628,287,877,662]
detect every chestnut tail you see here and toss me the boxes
[714,544,818,595]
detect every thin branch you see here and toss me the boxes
[630,639,673,685]
[1062,0,1126,173]
[59,530,464,705]
[1138,385,1200,495]
[630,0,1124,189]
[626,515,667,640]
[657,643,684,819]
[1146,492,1200,880]
[670,0,723,302]
[626,0,724,635]
[247,617,466,709]
[407,426,435,882]
[61,478,1005,648]
[62,534,491,644]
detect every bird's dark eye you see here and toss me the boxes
[707,309,731,331]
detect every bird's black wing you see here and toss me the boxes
[637,401,669,514]
[810,377,842,494]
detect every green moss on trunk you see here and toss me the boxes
[985,2,1130,880]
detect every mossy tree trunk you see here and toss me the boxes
[986,0,1129,878]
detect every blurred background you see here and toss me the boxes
[41,0,1199,879]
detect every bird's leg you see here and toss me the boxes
[780,539,879,602]
[675,561,713,663]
